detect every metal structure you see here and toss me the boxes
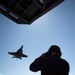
[0,0,64,24]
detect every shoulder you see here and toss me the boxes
[60,58,69,66]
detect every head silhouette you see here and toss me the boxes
[48,45,62,57]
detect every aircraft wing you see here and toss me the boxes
[8,52,16,55]
[21,54,28,57]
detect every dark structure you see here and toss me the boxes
[0,0,64,24]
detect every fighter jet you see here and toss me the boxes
[8,45,28,60]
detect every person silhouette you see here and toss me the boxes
[29,45,70,75]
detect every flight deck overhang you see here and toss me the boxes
[0,0,64,24]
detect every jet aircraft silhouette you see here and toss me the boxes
[8,45,28,60]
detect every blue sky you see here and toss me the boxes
[0,0,75,75]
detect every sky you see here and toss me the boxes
[0,0,75,75]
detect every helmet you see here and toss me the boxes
[48,45,62,56]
